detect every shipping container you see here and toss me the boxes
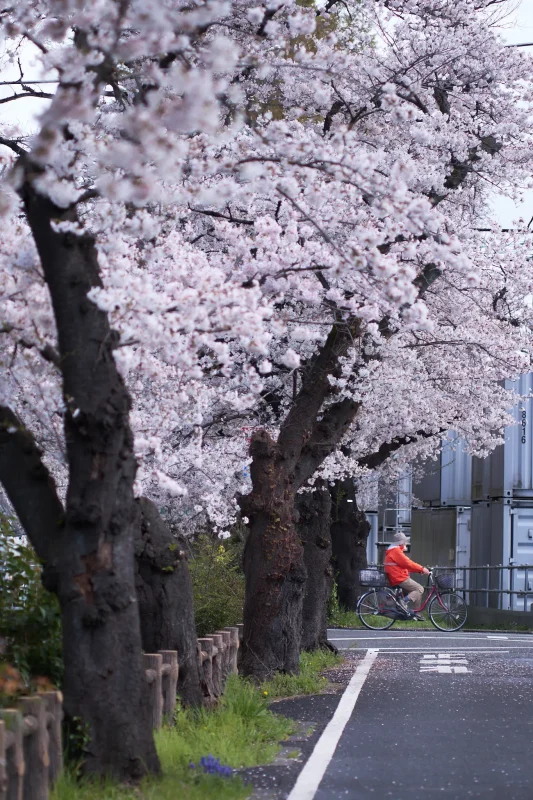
[470,499,533,610]
[412,432,472,506]
[378,470,412,541]
[410,506,471,590]
[472,373,533,501]
[365,511,378,564]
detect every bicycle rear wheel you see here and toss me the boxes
[357,589,396,630]
[428,591,467,632]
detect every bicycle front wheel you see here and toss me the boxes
[358,589,396,630]
[428,592,467,632]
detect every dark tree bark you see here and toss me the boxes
[240,432,306,679]
[330,480,370,610]
[297,484,336,652]
[240,324,361,679]
[134,497,203,706]
[1,177,161,781]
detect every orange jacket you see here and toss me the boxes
[384,545,425,586]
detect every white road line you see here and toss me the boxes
[329,635,513,641]
[328,638,360,643]
[286,649,379,800]
[375,648,509,653]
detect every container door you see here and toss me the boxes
[440,434,472,506]
[397,471,412,526]
[365,512,378,565]
[510,506,533,611]
[504,374,533,498]
[454,508,471,591]
[410,508,456,570]
[378,470,412,541]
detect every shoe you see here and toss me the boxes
[410,613,424,622]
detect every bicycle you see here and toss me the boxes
[356,568,468,632]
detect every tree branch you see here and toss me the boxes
[294,396,361,488]
[0,406,65,564]
[276,319,361,470]
[0,135,26,156]
[356,429,442,471]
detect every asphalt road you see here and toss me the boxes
[287,629,533,800]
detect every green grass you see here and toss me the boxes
[328,580,532,636]
[327,608,533,633]
[328,608,433,630]
[327,608,363,628]
[51,675,294,800]
[261,649,343,698]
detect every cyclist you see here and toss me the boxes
[384,532,430,620]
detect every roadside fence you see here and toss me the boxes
[368,563,533,613]
[0,691,62,800]
[436,565,533,613]
[0,626,241,799]
[196,626,240,705]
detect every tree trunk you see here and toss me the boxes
[240,432,306,680]
[298,484,335,652]
[134,497,203,706]
[330,480,369,610]
[241,325,362,679]
[16,182,160,780]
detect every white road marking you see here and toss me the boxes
[420,653,471,673]
[286,649,379,800]
[420,653,467,664]
[487,635,509,639]
[420,666,470,673]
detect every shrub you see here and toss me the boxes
[0,514,62,689]
[189,534,245,636]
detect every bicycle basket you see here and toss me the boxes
[359,569,388,588]
[435,573,454,590]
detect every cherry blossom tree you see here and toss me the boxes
[0,0,533,778]
[0,0,293,779]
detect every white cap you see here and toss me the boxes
[393,532,408,544]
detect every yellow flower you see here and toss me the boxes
[263,691,269,696]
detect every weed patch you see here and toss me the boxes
[52,675,293,800]
[262,649,343,698]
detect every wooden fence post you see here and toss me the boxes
[0,710,23,800]
[197,638,215,701]
[160,651,179,722]
[42,692,63,787]
[20,696,48,800]
[143,654,163,730]
[0,720,7,800]
[215,631,232,681]
[224,627,240,674]
[210,634,223,696]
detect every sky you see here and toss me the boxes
[499,0,533,45]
